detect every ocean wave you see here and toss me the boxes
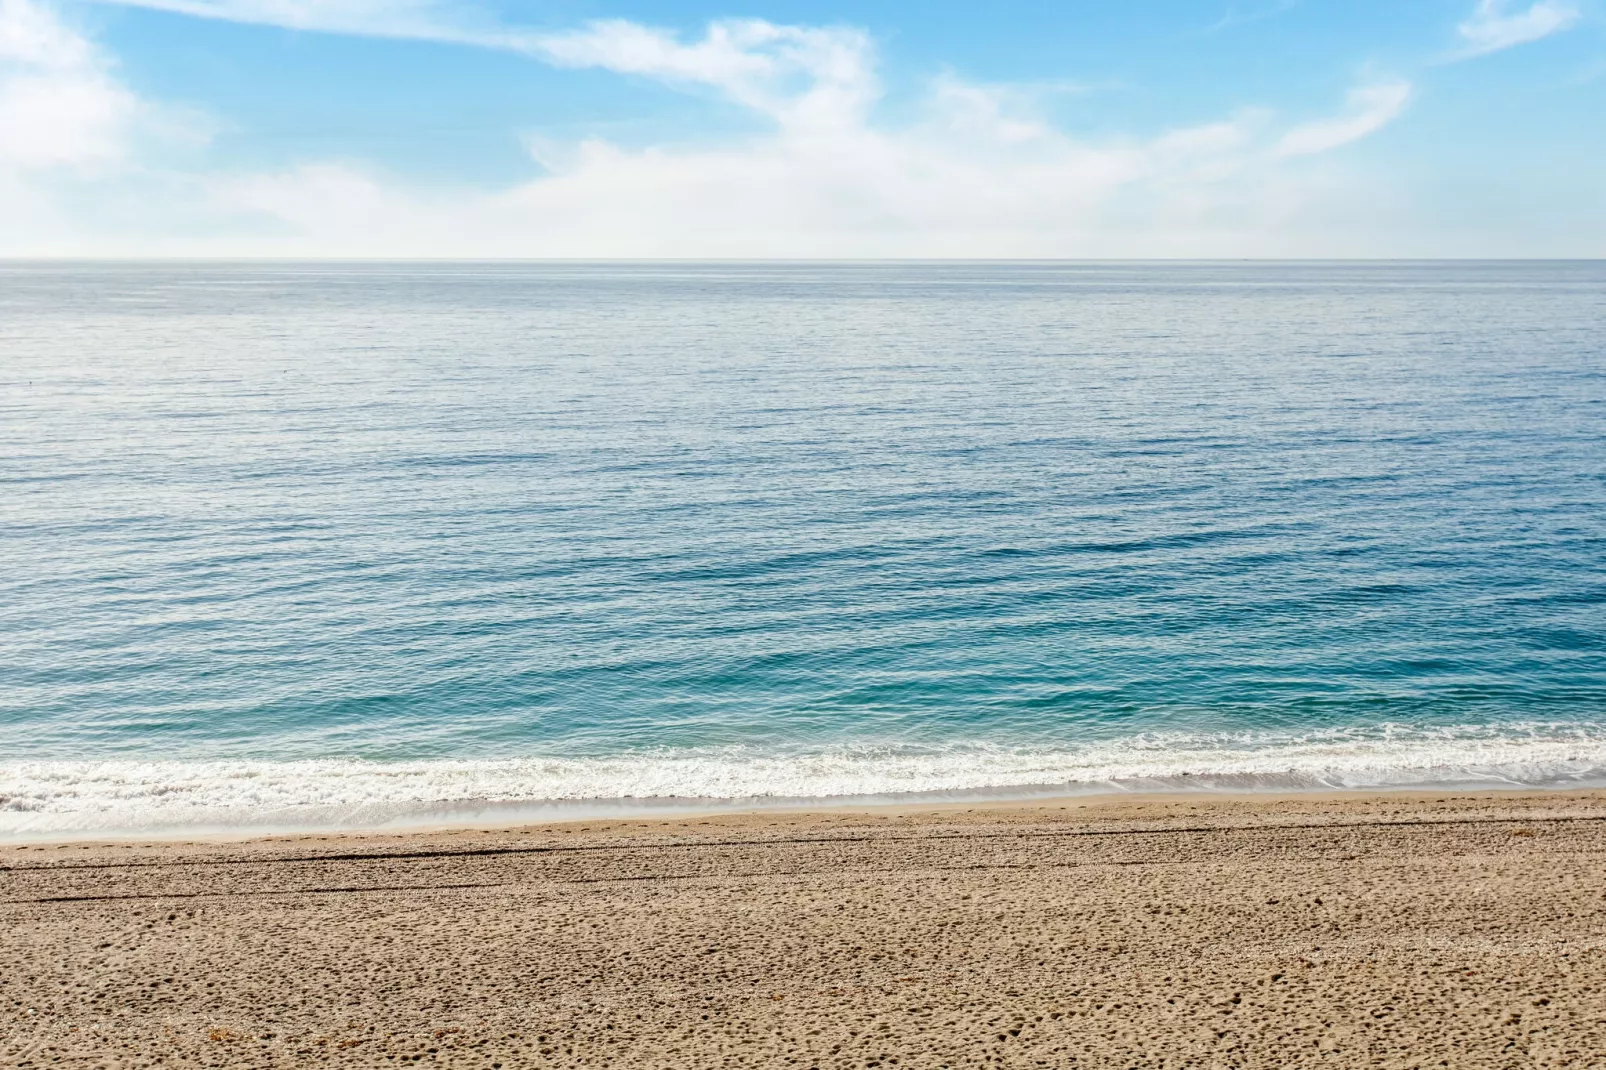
[5,722,1606,839]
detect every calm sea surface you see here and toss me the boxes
[3,261,1604,835]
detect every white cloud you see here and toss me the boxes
[0,0,138,171]
[1456,0,1580,59]
[529,19,877,134]
[1273,79,1410,157]
[2,6,1426,256]
[189,36,1409,258]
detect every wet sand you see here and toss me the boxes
[5,790,1606,1068]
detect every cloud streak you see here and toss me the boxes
[1273,79,1411,157]
[1455,0,1580,59]
[77,0,480,41]
[1206,1,1301,34]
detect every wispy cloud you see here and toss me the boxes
[1455,0,1581,59]
[87,0,880,133]
[1273,79,1411,157]
[1206,0,1300,34]
[531,19,876,132]
[80,0,478,41]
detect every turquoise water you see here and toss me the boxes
[3,261,1604,835]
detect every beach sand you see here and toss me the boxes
[4,790,1606,1068]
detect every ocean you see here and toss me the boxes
[3,260,1604,838]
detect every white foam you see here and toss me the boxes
[5,722,1606,840]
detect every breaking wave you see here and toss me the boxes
[5,721,1606,840]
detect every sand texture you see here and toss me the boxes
[5,791,1606,1068]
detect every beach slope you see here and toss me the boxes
[5,791,1606,1068]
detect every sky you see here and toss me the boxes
[0,0,1601,256]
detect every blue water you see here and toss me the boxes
[3,261,1605,835]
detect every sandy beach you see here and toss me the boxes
[5,790,1606,1068]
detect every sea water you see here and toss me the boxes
[2,261,1604,837]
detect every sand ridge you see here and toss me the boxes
[5,790,1606,1068]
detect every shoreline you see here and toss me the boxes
[8,778,1606,846]
[10,723,1606,845]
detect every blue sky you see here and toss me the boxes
[0,0,1601,255]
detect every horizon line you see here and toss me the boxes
[3,257,1603,265]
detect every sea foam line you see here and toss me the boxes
[4,722,1606,839]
